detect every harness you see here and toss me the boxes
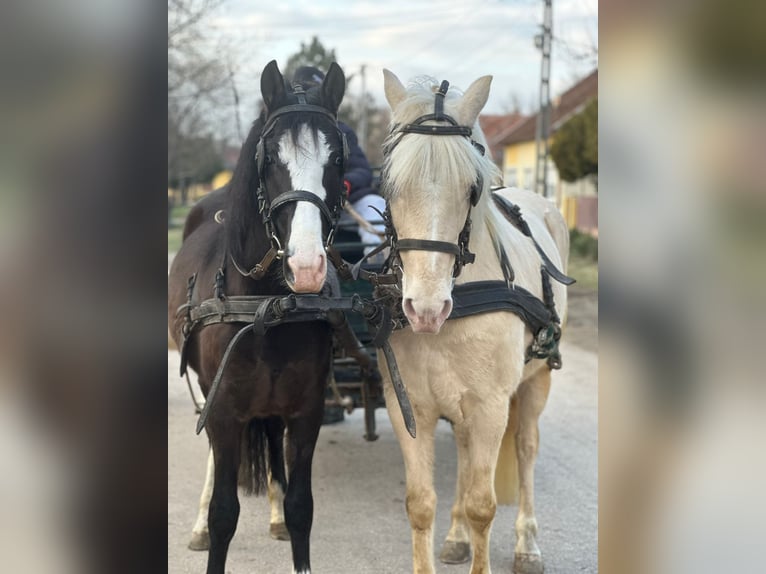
[360,80,575,368]
[228,86,351,281]
[175,93,414,438]
[383,81,485,279]
[175,282,410,436]
[175,80,574,443]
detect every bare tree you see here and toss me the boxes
[168,0,236,201]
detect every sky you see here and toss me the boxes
[206,0,597,136]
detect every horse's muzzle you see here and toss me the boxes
[403,297,452,334]
[286,253,327,293]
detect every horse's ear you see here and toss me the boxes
[383,69,407,111]
[456,75,492,126]
[321,62,346,114]
[260,60,286,112]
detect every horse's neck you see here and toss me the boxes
[458,200,503,284]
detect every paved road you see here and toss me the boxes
[167,335,597,574]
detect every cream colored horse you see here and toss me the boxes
[380,70,570,574]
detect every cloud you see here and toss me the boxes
[209,0,597,118]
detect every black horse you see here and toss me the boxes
[168,60,347,574]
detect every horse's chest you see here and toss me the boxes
[203,324,330,418]
[389,317,526,415]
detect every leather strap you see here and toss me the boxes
[350,240,399,285]
[381,340,416,438]
[326,245,354,281]
[185,292,418,437]
[396,238,462,256]
[449,280,552,333]
[195,322,253,434]
[399,123,472,136]
[261,104,337,137]
[491,193,576,286]
[230,248,280,280]
[269,189,336,225]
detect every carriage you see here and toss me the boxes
[322,176,387,440]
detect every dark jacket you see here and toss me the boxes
[339,122,378,204]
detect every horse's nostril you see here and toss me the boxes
[403,298,416,317]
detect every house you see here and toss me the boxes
[497,70,598,232]
[478,113,524,167]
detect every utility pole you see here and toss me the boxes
[534,0,552,197]
[358,64,368,154]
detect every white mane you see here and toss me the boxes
[382,77,501,211]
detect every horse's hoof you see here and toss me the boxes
[514,552,544,574]
[439,540,471,564]
[269,522,290,541]
[188,531,209,551]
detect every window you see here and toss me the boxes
[523,168,534,190]
[504,168,518,187]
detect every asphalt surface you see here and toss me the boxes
[167,329,597,574]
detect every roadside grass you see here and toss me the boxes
[168,226,183,253]
[567,253,598,291]
[171,204,192,222]
[168,203,193,254]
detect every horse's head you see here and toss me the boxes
[382,70,493,333]
[257,60,346,293]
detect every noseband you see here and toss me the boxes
[230,87,349,280]
[384,80,486,278]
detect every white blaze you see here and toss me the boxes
[278,125,330,261]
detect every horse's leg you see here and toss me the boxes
[460,397,509,574]
[513,368,552,574]
[283,414,322,574]
[386,397,439,574]
[205,423,242,574]
[265,416,290,541]
[189,447,214,550]
[439,425,471,564]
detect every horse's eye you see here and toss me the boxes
[332,155,342,166]
[264,154,273,164]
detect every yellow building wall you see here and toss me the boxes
[502,141,542,189]
[561,195,578,229]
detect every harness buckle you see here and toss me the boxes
[257,192,267,214]
[325,227,336,249]
[270,233,284,258]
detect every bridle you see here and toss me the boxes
[230,86,350,280]
[383,80,486,278]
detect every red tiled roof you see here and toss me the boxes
[498,69,598,146]
[478,113,524,162]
